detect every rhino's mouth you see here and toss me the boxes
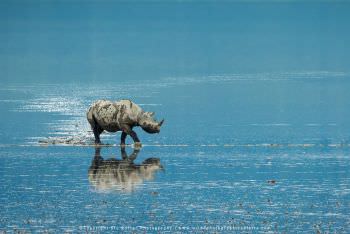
[143,126,160,134]
[141,122,160,134]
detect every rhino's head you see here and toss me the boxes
[139,112,164,134]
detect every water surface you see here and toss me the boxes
[0,72,350,232]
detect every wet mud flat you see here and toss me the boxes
[0,145,349,233]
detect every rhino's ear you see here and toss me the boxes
[145,112,154,117]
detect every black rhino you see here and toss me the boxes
[87,99,164,145]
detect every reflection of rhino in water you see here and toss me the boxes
[88,147,163,193]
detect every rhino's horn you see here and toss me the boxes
[158,119,164,126]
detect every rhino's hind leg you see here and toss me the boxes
[93,125,103,144]
[88,113,103,144]
[120,132,127,146]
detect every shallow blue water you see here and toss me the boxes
[1,72,350,146]
[1,1,350,232]
[0,146,349,233]
[0,72,350,232]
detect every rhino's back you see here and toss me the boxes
[115,99,143,121]
[87,99,141,132]
[88,100,121,132]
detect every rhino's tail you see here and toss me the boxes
[87,107,98,129]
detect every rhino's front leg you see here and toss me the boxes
[121,125,141,146]
[127,130,140,143]
[129,130,141,144]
